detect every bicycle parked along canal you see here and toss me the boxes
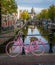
[5,32,45,57]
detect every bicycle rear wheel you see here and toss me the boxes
[6,41,22,57]
[30,40,45,56]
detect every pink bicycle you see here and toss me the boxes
[6,34,45,57]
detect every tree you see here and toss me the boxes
[36,9,48,20]
[40,9,48,19]
[20,10,30,21]
[1,0,17,14]
[36,13,42,19]
[48,4,55,22]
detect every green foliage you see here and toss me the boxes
[41,9,48,19]
[36,9,48,19]
[20,10,30,20]
[36,4,55,21]
[22,26,28,37]
[30,37,38,42]
[36,13,41,19]
[1,0,17,14]
[48,4,55,22]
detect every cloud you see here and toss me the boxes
[16,0,55,8]
[47,0,54,2]
[18,0,43,3]
[16,0,54,4]
[18,6,45,13]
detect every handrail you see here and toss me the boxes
[0,34,50,38]
[0,33,55,38]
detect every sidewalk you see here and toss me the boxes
[0,54,55,65]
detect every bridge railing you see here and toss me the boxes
[0,33,55,54]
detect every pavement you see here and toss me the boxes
[0,54,55,65]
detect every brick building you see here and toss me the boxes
[2,14,17,30]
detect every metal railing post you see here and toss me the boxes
[49,31,53,53]
[22,34,25,55]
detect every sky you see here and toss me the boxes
[15,0,55,13]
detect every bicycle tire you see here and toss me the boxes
[6,41,22,57]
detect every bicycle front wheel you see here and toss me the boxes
[30,41,45,56]
[6,41,22,57]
